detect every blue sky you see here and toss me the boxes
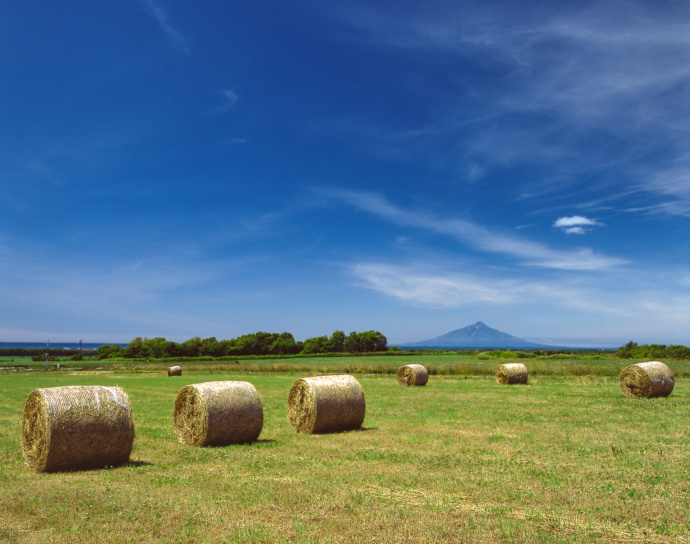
[1,0,689,347]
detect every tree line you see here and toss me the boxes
[616,341,690,360]
[96,330,387,360]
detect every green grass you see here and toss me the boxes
[5,352,685,378]
[1,363,690,542]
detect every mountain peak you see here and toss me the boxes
[400,322,551,349]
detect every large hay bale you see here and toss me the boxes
[495,363,528,384]
[173,381,263,446]
[168,365,182,377]
[397,364,429,386]
[620,361,674,398]
[21,385,135,473]
[288,375,365,433]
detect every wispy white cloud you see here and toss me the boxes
[325,1,690,211]
[350,260,690,339]
[634,159,690,216]
[352,262,515,307]
[321,189,627,270]
[350,261,630,316]
[141,0,189,53]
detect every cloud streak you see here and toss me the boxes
[325,1,690,213]
[352,262,515,307]
[350,261,630,316]
[209,89,239,115]
[323,189,627,271]
[141,0,189,53]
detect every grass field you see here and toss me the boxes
[4,352,687,379]
[1,358,689,543]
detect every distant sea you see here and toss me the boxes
[0,342,127,350]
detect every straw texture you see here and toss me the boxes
[287,375,365,433]
[495,363,528,384]
[173,381,263,446]
[620,361,675,398]
[397,364,429,386]
[21,385,135,473]
[168,365,182,377]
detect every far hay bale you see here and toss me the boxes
[620,361,674,398]
[167,365,182,377]
[495,363,528,385]
[397,364,429,386]
[21,385,135,473]
[288,375,365,434]
[173,381,263,446]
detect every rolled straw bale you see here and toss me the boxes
[288,375,365,434]
[168,365,182,377]
[21,385,135,473]
[173,381,263,446]
[397,364,429,386]
[620,361,674,398]
[495,363,528,384]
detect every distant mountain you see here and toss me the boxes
[399,322,553,349]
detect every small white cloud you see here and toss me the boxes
[553,215,601,234]
[553,215,598,228]
[564,226,586,235]
[320,189,625,270]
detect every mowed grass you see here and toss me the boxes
[1,368,690,543]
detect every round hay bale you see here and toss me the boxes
[288,375,365,434]
[495,363,528,384]
[397,364,429,386]
[620,361,674,398]
[167,365,182,377]
[173,381,263,446]
[21,385,135,473]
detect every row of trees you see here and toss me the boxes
[617,341,690,360]
[97,330,388,360]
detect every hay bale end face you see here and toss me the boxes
[288,375,365,434]
[495,363,528,385]
[173,381,263,446]
[397,364,429,386]
[21,385,135,473]
[168,365,182,377]
[620,361,674,398]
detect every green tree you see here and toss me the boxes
[97,344,124,360]
[617,341,637,359]
[302,335,329,354]
[124,337,152,358]
[327,330,346,352]
[343,331,387,353]
[180,336,203,358]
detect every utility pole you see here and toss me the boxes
[46,339,49,369]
